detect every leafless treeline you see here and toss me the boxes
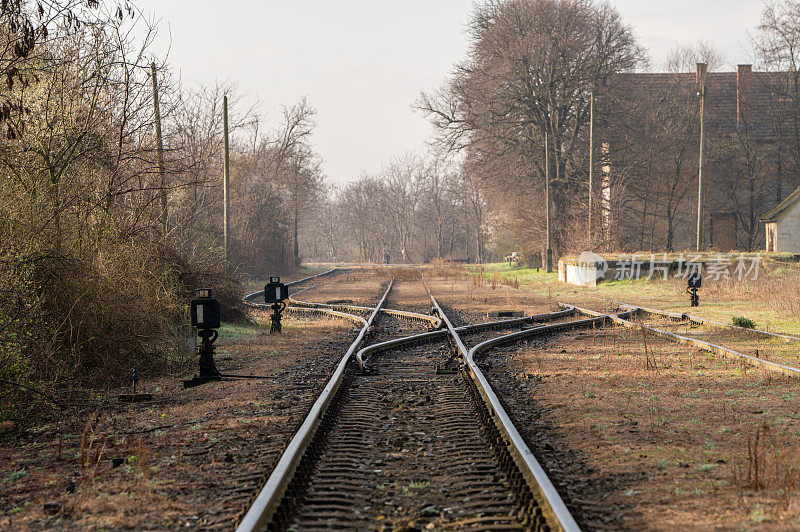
[419,0,644,261]
[301,153,487,264]
[0,1,324,389]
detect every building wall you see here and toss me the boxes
[766,222,777,252]
[777,205,800,252]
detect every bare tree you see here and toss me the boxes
[754,0,800,200]
[419,0,644,257]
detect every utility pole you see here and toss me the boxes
[696,63,707,252]
[223,95,231,263]
[544,127,552,273]
[588,90,594,245]
[151,62,167,235]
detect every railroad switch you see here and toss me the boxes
[184,288,222,388]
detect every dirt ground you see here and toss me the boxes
[0,289,374,529]
[4,267,800,530]
[433,275,800,530]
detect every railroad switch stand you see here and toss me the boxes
[269,301,287,334]
[198,328,221,376]
[264,276,289,334]
[184,328,223,388]
[687,287,700,307]
[686,269,702,308]
[184,289,223,388]
[183,287,277,387]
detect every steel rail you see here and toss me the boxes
[242,268,339,304]
[355,308,578,371]
[417,271,582,532]
[589,296,800,342]
[246,298,367,328]
[469,310,635,362]
[235,279,394,532]
[284,306,367,326]
[355,329,448,371]
[569,304,800,379]
[288,292,442,328]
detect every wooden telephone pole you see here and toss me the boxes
[588,90,595,244]
[696,63,707,252]
[151,62,167,235]
[223,95,231,263]
[544,128,552,273]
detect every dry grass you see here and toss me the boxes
[496,323,800,528]
[733,425,800,510]
[702,263,800,318]
[429,259,466,281]
[641,328,658,370]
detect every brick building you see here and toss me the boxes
[603,64,798,251]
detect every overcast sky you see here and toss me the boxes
[135,0,765,184]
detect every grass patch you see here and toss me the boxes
[732,316,757,329]
[218,322,264,341]
[463,261,800,336]
[4,469,27,482]
[466,263,557,286]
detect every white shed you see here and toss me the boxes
[762,186,800,252]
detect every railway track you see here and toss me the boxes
[567,300,800,379]
[237,271,607,531]
[241,268,800,530]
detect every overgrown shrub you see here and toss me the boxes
[733,425,800,509]
[1,230,242,393]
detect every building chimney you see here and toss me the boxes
[737,64,753,127]
[696,63,708,87]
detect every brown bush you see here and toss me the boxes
[0,231,243,398]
